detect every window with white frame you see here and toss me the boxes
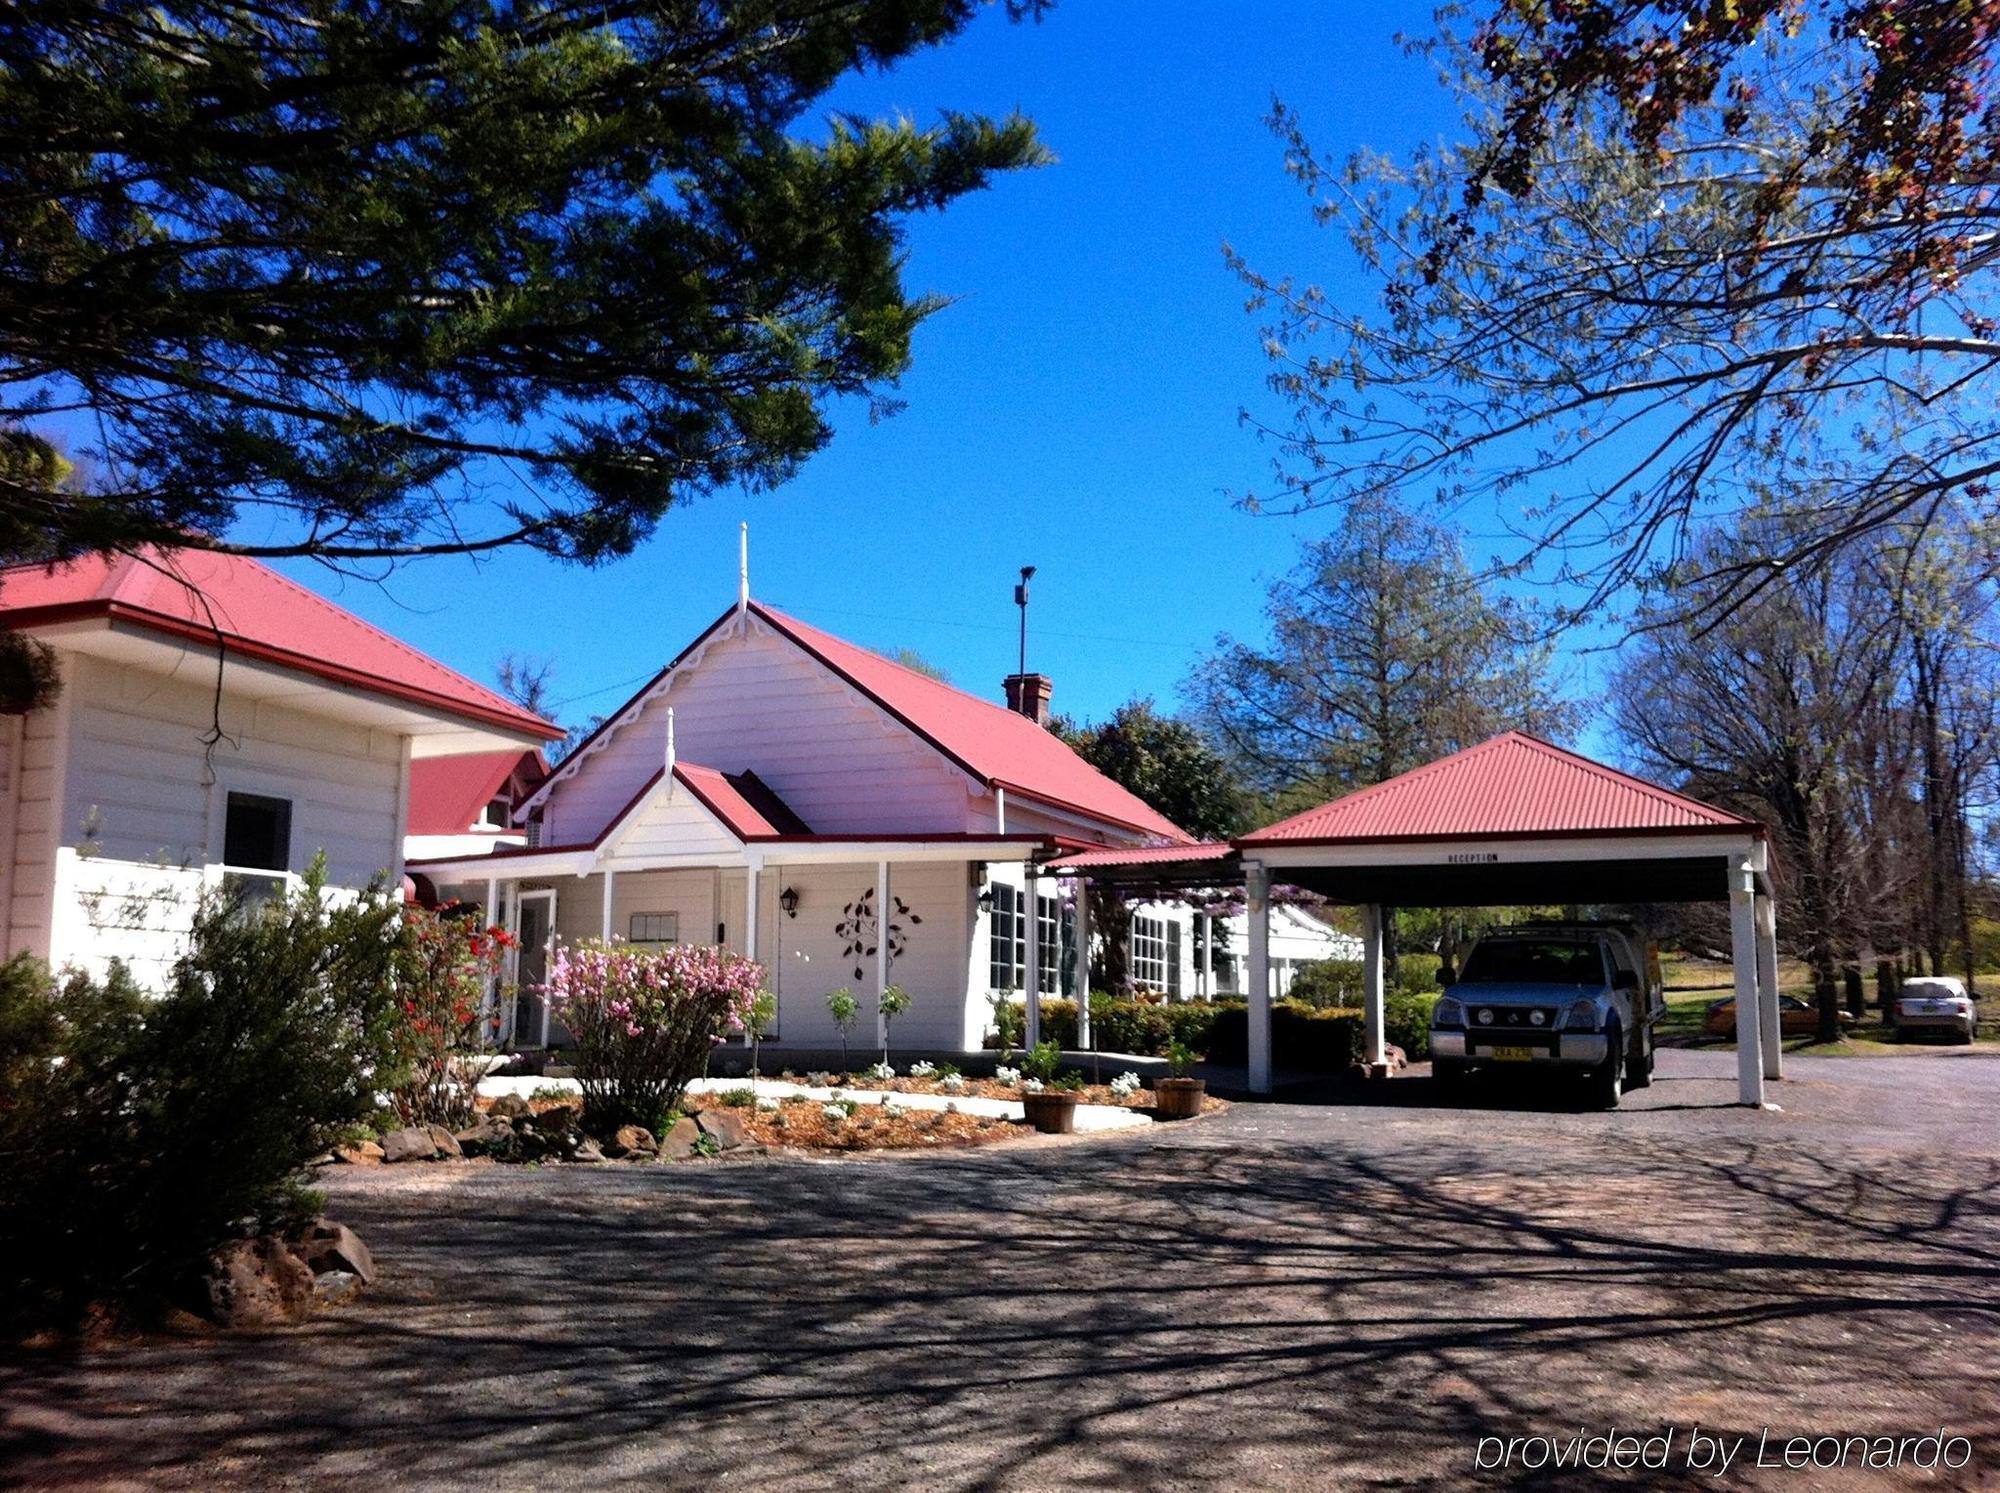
[628,911,679,945]
[223,790,291,871]
[987,882,1024,990]
[1035,892,1064,995]
[1130,913,1169,991]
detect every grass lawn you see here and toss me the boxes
[1656,953,2000,1054]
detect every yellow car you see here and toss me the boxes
[1704,995,1855,1039]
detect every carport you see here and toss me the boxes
[1048,733,1781,1107]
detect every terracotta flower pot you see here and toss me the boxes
[1020,1090,1080,1135]
[1152,1077,1206,1119]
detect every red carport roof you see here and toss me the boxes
[1237,732,1757,845]
[0,546,559,740]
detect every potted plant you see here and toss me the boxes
[1018,1040,1082,1134]
[1153,1039,1206,1119]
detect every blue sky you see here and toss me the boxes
[278,2,1572,735]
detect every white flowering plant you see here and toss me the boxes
[907,1059,937,1079]
[939,1072,966,1092]
[1021,1077,1045,1095]
[1109,1071,1142,1099]
[820,1102,848,1123]
[993,1065,1021,1086]
[862,1061,896,1082]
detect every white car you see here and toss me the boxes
[1895,977,1979,1044]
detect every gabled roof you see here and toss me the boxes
[1237,731,1758,845]
[408,749,548,836]
[534,599,1192,843]
[673,762,813,838]
[0,546,559,740]
[749,603,1190,842]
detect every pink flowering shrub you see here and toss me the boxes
[542,939,764,1132]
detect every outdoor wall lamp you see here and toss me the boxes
[779,886,800,919]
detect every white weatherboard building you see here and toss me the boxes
[411,586,1351,1054]
[0,547,559,988]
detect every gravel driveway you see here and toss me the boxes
[5,1049,1999,1491]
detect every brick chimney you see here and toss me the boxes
[1003,672,1053,727]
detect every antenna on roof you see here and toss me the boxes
[737,522,750,614]
[1014,565,1036,676]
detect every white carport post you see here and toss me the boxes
[1361,903,1387,1072]
[1755,889,1782,1082]
[875,860,891,1053]
[1023,864,1042,1050]
[1070,877,1092,1047]
[1729,853,1766,1107]
[600,868,615,940]
[1246,862,1272,1094]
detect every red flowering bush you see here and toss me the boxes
[543,939,763,1133]
[388,904,513,1130]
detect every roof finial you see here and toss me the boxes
[664,704,677,795]
[737,521,749,614]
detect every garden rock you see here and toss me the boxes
[312,1270,366,1308]
[452,1116,515,1157]
[488,1092,532,1120]
[570,1139,607,1164]
[659,1116,701,1161]
[695,1109,750,1152]
[381,1126,439,1164]
[424,1124,463,1158]
[294,1220,375,1285]
[536,1104,579,1134]
[204,1236,315,1327]
[515,1125,552,1162]
[609,1124,657,1158]
[333,1140,385,1166]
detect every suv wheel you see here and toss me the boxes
[1625,1028,1654,1090]
[1587,1025,1624,1110]
[1433,1058,1468,1101]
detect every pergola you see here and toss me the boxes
[1046,733,1782,1107]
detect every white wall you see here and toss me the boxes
[538,616,975,845]
[61,654,405,888]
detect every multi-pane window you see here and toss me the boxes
[988,883,1024,990]
[1035,893,1064,994]
[1130,913,1168,991]
[628,912,679,945]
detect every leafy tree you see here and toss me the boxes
[887,647,952,683]
[0,0,1048,570]
[1233,5,2000,623]
[1054,699,1252,992]
[1187,496,1580,813]
[825,986,859,1072]
[1056,699,1251,841]
[496,654,560,722]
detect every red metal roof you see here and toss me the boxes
[750,603,1193,844]
[674,762,813,839]
[1237,732,1757,845]
[1045,842,1236,872]
[0,547,559,740]
[407,749,548,836]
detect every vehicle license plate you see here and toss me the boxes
[1488,1045,1533,1062]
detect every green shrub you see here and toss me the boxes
[1393,953,1443,997]
[714,1086,757,1108]
[986,995,1238,1057]
[1206,1001,1364,1071]
[1285,959,1362,1010]
[1385,991,1439,1061]
[0,863,407,1325]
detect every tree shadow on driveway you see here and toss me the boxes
[5,1115,1999,1490]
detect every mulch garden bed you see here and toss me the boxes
[763,1070,1231,1117]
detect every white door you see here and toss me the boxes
[511,889,558,1047]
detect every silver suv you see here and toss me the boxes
[1429,922,1664,1108]
[1895,977,1978,1044]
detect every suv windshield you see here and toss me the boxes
[1460,938,1604,986]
